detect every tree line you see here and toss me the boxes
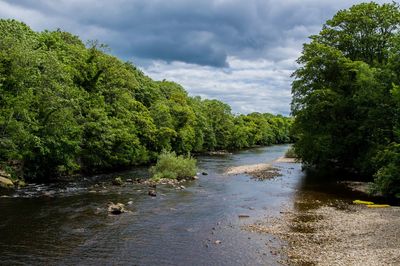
[291,2,400,197]
[0,19,293,181]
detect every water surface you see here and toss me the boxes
[0,144,304,265]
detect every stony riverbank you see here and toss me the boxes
[245,200,400,265]
[224,163,282,180]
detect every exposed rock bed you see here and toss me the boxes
[225,163,282,180]
[244,203,400,265]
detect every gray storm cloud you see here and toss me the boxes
[0,0,393,114]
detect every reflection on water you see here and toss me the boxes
[0,145,304,265]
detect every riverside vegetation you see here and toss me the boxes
[0,19,293,183]
[291,2,400,198]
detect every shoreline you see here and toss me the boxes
[245,198,400,265]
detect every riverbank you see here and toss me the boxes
[246,200,400,265]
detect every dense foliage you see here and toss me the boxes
[0,19,293,181]
[150,151,197,180]
[291,2,400,197]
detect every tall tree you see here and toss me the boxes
[291,2,400,196]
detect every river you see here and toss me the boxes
[0,144,304,265]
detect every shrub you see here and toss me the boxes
[285,146,298,158]
[372,143,400,198]
[150,151,197,180]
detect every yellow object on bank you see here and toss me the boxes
[353,200,374,205]
[367,204,390,208]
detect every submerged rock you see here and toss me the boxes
[108,202,126,215]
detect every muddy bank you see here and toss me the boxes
[245,202,400,265]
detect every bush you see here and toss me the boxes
[150,151,197,180]
[372,143,400,198]
[285,146,298,158]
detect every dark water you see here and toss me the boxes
[0,145,305,265]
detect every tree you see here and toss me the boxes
[0,19,293,182]
[291,2,400,196]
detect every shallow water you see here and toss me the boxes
[0,145,305,265]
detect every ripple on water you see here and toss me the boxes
[1,144,296,266]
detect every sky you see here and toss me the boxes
[0,0,393,115]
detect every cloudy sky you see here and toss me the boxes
[0,0,392,115]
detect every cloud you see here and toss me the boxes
[142,57,294,115]
[2,0,391,67]
[0,0,394,114]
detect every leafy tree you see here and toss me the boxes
[0,19,293,182]
[291,2,400,196]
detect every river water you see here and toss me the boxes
[0,144,305,265]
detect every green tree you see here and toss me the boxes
[0,19,293,182]
[291,2,400,196]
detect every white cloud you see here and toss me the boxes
[142,56,294,115]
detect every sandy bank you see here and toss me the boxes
[245,203,400,265]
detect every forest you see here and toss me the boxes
[0,19,293,182]
[291,2,400,198]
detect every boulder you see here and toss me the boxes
[108,202,126,215]
[0,176,14,189]
[112,177,124,186]
[148,189,157,197]
[0,169,10,178]
[14,179,26,187]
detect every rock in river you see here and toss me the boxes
[108,202,126,215]
[148,189,157,197]
[112,177,124,186]
[0,176,14,189]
